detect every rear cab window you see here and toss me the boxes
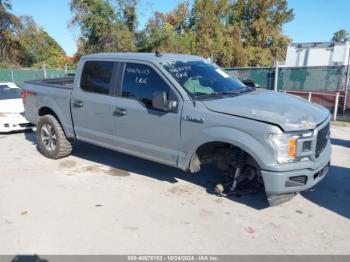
[121,63,171,109]
[80,61,115,95]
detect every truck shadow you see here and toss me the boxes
[11,255,48,262]
[301,165,350,219]
[73,141,270,210]
[25,131,350,215]
[331,138,350,148]
[24,131,269,210]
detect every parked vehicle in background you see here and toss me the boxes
[0,82,19,90]
[0,82,33,133]
[22,53,332,206]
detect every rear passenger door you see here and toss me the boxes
[71,60,119,147]
[111,62,182,166]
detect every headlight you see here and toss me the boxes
[269,133,298,163]
[269,132,313,164]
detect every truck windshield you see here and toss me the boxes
[0,87,21,100]
[161,60,248,99]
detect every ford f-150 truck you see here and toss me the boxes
[22,53,331,205]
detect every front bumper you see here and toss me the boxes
[261,140,331,194]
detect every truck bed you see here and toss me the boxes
[23,76,75,138]
[24,77,74,89]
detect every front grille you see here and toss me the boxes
[315,122,329,158]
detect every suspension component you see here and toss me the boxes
[235,149,248,168]
[229,167,241,192]
[228,149,247,192]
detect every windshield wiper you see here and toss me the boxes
[215,90,241,95]
[192,90,240,100]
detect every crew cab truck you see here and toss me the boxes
[22,53,331,205]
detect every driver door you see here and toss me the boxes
[111,62,182,167]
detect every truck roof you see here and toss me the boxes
[81,52,204,63]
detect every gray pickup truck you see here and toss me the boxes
[23,53,331,205]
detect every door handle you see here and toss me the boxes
[113,107,127,116]
[73,100,83,108]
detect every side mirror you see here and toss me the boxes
[242,79,260,89]
[152,91,177,112]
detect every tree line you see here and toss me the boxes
[0,0,69,68]
[1,0,349,69]
[70,0,295,67]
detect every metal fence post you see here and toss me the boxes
[11,70,14,83]
[43,63,47,79]
[334,92,340,121]
[274,61,279,91]
[343,49,350,115]
[308,92,312,102]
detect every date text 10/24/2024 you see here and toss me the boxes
[128,256,219,261]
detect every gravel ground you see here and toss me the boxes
[0,126,349,254]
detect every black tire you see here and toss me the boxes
[36,114,72,159]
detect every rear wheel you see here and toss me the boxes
[37,115,72,159]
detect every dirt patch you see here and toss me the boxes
[168,185,193,195]
[59,160,77,169]
[199,208,213,218]
[213,198,223,204]
[71,165,130,177]
[81,165,101,173]
[124,226,139,231]
[106,167,130,177]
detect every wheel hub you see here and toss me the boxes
[41,123,57,151]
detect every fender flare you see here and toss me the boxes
[37,101,75,139]
[179,126,274,171]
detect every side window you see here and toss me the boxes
[81,61,114,95]
[122,63,170,108]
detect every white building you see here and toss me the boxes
[284,41,350,67]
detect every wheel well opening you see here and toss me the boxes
[38,107,64,132]
[193,142,259,169]
[190,141,262,177]
[39,107,58,118]
[189,141,264,193]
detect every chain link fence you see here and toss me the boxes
[226,65,350,120]
[0,65,349,120]
[226,66,348,91]
[0,68,74,87]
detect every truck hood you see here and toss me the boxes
[202,89,330,131]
